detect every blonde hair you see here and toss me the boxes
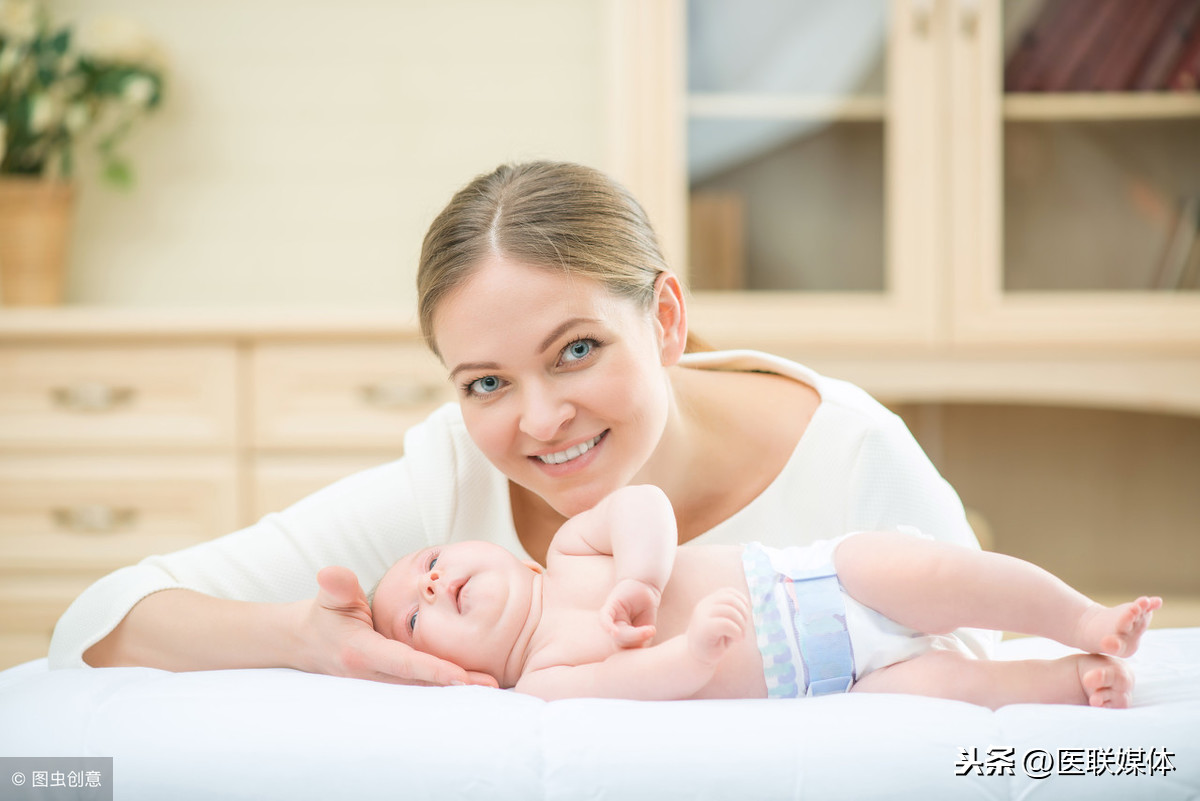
[418,161,707,356]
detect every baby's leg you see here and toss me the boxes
[833,531,1161,655]
[850,650,1134,709]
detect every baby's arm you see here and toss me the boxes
[515,588,750,701]
[552,485,678,647]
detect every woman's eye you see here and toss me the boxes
[468,375,502,395]
[562,339,594,363]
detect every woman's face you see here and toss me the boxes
[432,257,676,517]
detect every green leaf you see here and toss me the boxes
[102,157,134,189]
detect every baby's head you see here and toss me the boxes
[370,541,543,687]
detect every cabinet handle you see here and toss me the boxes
[52,505,138,533]
[51,383,136,412]
[959,0,980,37]
[359,382,443,409]
[912,0,934,37]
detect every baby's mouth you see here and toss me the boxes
[452,578,467,613]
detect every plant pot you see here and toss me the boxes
[0,178,76,306]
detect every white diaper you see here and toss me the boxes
[745,530,974,692]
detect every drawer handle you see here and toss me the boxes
[52,505,138,533]
[51,383,136,412]
[359,382,443,409]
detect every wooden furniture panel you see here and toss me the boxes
[251,342,452,450]
[0,455,241,573]
[0,345,238,450]
[250,453,398,521]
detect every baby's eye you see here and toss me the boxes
[408,611,418,632]
[561,339,596,363]
[429,556,438,570]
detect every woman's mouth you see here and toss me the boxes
[534,432,606,465]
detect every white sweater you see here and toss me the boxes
[49,350,992,667]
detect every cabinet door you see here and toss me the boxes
[950,0,1200,345]
[620,0,944,347]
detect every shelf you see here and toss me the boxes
[688,93,887,122]
[1003,92,1200,121]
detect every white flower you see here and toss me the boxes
[121,74,155,107]
[28,92,61,133]
[0,0,39,43]
[0,44,21,78]
[64,102,90,132]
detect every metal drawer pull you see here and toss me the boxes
[52,505,138,533]
[51,383,136,412]
[359,382,443,409]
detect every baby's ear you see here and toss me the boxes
[522,560,544,575]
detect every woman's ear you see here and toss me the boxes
[652,271,688,367]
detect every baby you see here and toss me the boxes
[369,485,1160,707]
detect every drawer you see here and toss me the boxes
[0,455,240,573]
[250,453,398,520]
[0,344,238,450]
[251,342,452,449]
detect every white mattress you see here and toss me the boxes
[1,628,1198,800]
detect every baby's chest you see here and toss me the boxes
[529,606,621,671]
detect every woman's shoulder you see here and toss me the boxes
[679,349,897,424]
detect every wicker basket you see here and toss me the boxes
[0,178,75,306]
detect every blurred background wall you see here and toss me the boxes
[49,0,612,311]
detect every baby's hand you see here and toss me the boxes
[600,578,662,648]
[687,588,751,665]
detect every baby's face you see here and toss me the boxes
[372,541,540,682]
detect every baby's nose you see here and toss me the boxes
[420,569,441,601]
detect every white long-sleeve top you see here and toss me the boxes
[49,350,992,667]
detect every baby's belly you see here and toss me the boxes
[658,546,767,699]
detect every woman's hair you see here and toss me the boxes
[417,161,707,356]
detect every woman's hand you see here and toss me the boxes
[600,577,662,648]
[296,566,498,687]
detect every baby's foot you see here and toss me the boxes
[1074,654,1134,708]
[1074,596,1162,657]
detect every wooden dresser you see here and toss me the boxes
[0,309,451,669]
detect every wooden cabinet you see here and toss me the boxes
[0,313,447,668]
[611,0,1200,379]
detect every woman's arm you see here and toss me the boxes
[50,406,505,681]
[83,569,492,686]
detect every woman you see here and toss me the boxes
[52,161,990,684]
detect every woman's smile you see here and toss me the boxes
[530,430,608,472]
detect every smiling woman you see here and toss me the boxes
[50,160,992,687]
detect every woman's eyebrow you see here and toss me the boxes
[538,318,601,353]
[448,360,500,381]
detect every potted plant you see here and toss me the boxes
[0,0,165,305]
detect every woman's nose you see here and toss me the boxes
[518,383,574,441]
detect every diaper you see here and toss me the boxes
[743,534,972,699]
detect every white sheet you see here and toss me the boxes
[1,629,1197,800]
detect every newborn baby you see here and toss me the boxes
[369,485,1158,706]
